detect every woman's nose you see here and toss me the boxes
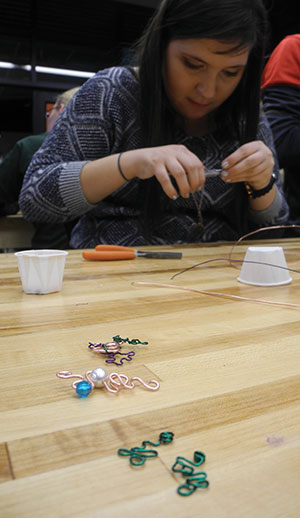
[196,74,216,100]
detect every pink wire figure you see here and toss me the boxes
[88,341,121,354]
[56,367,160,398]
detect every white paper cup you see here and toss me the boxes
[237,246,292,287]
[15,249,68,294]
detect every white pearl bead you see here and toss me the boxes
[90,368,108,388]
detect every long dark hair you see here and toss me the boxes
[136,0,269,146]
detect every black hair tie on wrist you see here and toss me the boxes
[117,152,129,182]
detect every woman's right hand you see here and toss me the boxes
[121,145,206,199]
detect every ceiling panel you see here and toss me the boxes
[0,0,156,70]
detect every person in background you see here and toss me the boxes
[0,87,79,248]
[19,0,289,249]
[261,34,300,226]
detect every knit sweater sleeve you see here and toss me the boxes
[262,85,300,168]
[19,67,137,223]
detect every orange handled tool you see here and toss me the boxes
[82,244,182,261]
[83,249,135,261]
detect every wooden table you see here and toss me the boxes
[0,240,299,517]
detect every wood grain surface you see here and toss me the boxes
[0,240,299,517]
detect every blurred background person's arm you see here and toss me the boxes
[262,34,300,221]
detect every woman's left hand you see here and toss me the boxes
[221,141,275,189]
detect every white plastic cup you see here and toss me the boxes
[237,246,292,287]
[15,249,68,294]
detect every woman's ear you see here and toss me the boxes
[57,103,65,115]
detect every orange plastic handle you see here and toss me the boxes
[95,245,134,252]
[82,250,135,261]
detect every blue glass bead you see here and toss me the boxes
[75,381,92,398]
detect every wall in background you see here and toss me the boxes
[0,0,299,155]
[0,0,157,155]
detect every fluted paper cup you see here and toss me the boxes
[237,246,291,286]
[15,249,68,294]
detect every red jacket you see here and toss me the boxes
[261,34,300,89]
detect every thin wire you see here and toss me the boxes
[191,187,205,229]
[172,224,300,280]
[132,282,300,309]
[171,257,300,280]
[228,224,300,266]
[104,373,160,393]
[133,225,300,308]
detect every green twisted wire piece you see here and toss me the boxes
[172,452,209,496]
[112,335,124,343]
[131,447,158,457]
[177,472,209,496]
[118,432,174,466]
[141,440,161,448]
[159,431,174,443]
[193,451,206,465]
[112,334,148,345]
[117,447,157,466]
[172,451,205,475]
[141,432,174,448]
[186,472,208,485]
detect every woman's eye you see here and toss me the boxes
[183,58,202,70]
[224,70,239,78]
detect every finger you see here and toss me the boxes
[222,142,259,169]
[222,146,274,185]
[223,163,271,186]
[177,156,205,192]
[154,164,181,200]
[166,160,191,198]
[226,164,268,185]
[224,150,264,178]
[223,141,274,170]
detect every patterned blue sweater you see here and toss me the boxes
[19,67,289,247]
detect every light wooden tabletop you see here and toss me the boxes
[0,240,299,518]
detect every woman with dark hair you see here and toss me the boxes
[19,0,289,248]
